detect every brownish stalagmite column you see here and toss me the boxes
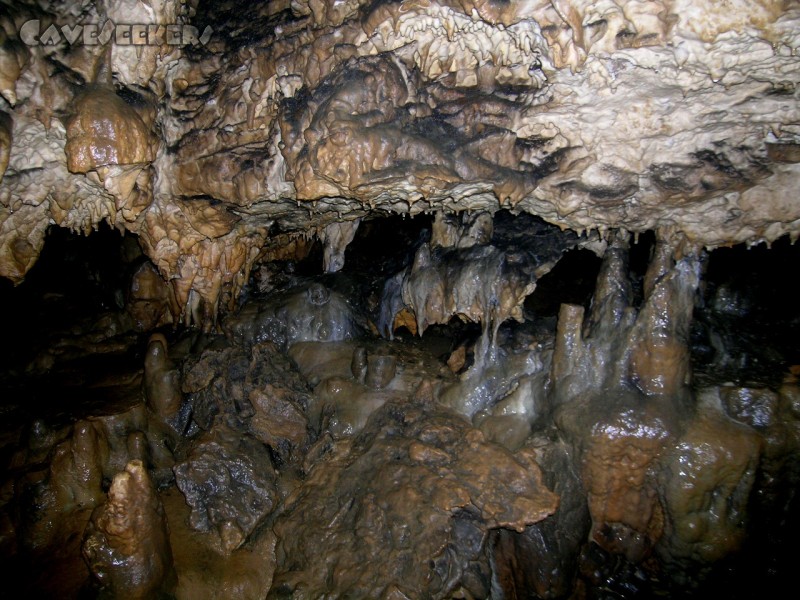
[552,230,766,584]
[82,460,175,599]
[143,333,182,422]
[550,231,635,407]
[554,232,699,562]
[657,392,760,584]
[627,240,700,399]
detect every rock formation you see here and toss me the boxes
[83,460,175,599]
[1,0,799,598]
[1,0,798,322]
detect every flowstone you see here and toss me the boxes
[268,401,559,599]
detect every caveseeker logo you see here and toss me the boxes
[20,19,213,47]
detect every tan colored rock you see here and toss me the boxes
[248,385,310,457]
[0,110,10,182]
[135,199,267,327]
[268,401,558,598]
[83,460,175,599]
[2,0,800,324]
[65,88,156,174]
[628,242,700,397]
[319,217,360,272]
[565,390,679,561]
[144,334,182,421]
[0,29,28,107]
[128,261,175,330]
[0,200,49,282]
[658,405,760,567]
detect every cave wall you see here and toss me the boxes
[1,0,799,323]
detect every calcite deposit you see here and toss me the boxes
[1,0,798,319]
[1,0,800,598]
[83,460,175,599]
[268,401,559,599]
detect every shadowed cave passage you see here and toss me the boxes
[2,0,800,597]
[0,213,799,599]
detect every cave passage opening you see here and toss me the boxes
[1,210,799,599]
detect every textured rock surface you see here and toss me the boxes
[127,261,176,331]
[64,88,156,174]
[658,399,760,574]
[489,438,591,599]
[173,420,278,554]
[2,0,800,596]
[1,0,799,319]
[144,334,183,421]
[224,282,361,349]
[289,339,455,436]
[83,460,175,599]
[268,400,559,598]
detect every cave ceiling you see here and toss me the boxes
[0,0,799,318]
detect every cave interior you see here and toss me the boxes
[1,0,800,598]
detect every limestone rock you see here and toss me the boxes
[224,283,361,349]
[1,0,799,321]
[144,334,182,421]
[0,28,27,107]
[658,404,760,574]
[248,386,310,461]
[489,438,590,600]
[0,111,10,182]
[559,389,680,562]
[82,460,175,599]
[319,218,360,273]
[127,261,175,331]
[268,401,558,598]
[173,421,278,554]
[65,88,156,174]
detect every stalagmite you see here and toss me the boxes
[658,394,760,581]
[1,0,800,596]
[144,334,182,422]
[82,460,175,599]
[627,241,700,398]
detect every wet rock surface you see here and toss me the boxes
[83,460,175,599]
[1,210,800,599]
[489,437,590,599]
[2,0,800,318]
[173,420,278,554]
[269,400,559,599]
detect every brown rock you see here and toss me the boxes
[268,401,557,598]
[658,405,760,568]
[0,110,10,183]
[173,422,278,554]
[82,460,175,599]
[65,88,156,174]
[144,334,182,421]
[127,261,174,331]
[248,384,310,459]
[628,243,700,398]
[489,439,590,600]
[573,392,678,562]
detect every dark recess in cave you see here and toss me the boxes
[692,236,800,388]
[0,223,136,371]
[0,224,151,430]
[1,215,799,599]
